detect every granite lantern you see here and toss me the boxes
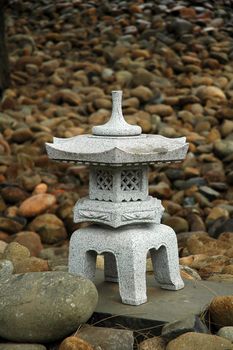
[46,91,189,305]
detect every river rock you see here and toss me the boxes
[217,326,233,342]
[28,213,67,244]
[196,86,226,102]
[76,325,134,350]
[210,219,233,238]
[12,231,43,256]
[3,242,30,261]
[131,86,153,102]
[50,89,82,106]
[59,336,93,350]
[214,140,233,158]
[13,257,49,273]
[0,240,7,253]
[162,216,189,233]
[0,345,46,350]
[209,295,233,327]
[207,274,233,282]
[139,336,166,350]
[222,265,233,274]
[206,207,229,228]
[166,332,233,350]
[0,217,25,234]
[18,194,56,217]
[0,260,98,342]
[20,173,41,191]
[1,186,27,204]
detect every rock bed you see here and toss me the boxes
[0,0,233,348]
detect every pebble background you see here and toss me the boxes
[0,0,233,349]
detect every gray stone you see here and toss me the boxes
[0,260,98,343]
[199,186,220,200]
[168,19,193,36]
[0,345,46,350]
[77,325,134,350]
[214,139,233,158]
[217,326,233,342]
[161,315,209,341]
[208,218,233,238]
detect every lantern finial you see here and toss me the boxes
[92,90,142,136]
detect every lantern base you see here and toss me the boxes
[69,223,184,306]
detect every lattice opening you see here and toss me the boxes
[121,170,141,191]
[96,170,113,191]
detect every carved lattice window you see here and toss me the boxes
[96,170,113,191]
[121,170,141,191]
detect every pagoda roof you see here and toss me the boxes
[46,90,188,166]
[46,134,188,166]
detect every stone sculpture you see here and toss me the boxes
[46,90,189,305]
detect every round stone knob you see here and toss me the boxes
[92,91,142,136]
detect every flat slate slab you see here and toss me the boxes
[93,270,233,326]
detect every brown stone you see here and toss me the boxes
[163,216,189,233]
[162,201,182,215]
[18,194,56,217]
[196,86,226,101]
[3,242,30,261]
[145,104,173,117]
[206,207,229,227]
[13,257,49,274]
[50,89,82,106]
[207,274,233,283]
[1,186,27,204]
[139,336,166,350]
[222,265,233,275]
[180,265,201,281]
[166,332,233,350]
[149,182,173,199]
[226,248,233,258]
[0,240,7,254]
[209,296,233,327]
[12,231,43,257]
[59,336,93,350]
[11,128,33,143]
[0,217,25,234]
[131,86,153,102]
[33,183,48,195]
[29,213,67,244]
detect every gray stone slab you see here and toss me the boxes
[94,270,233,323]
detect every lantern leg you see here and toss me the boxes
[150,226,184,290]
[69,230,97,280]
[117,249,147,306]
[104,252,118,282]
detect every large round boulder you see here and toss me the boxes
[0,260,98,343]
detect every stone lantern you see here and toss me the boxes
[46,91,189,305]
